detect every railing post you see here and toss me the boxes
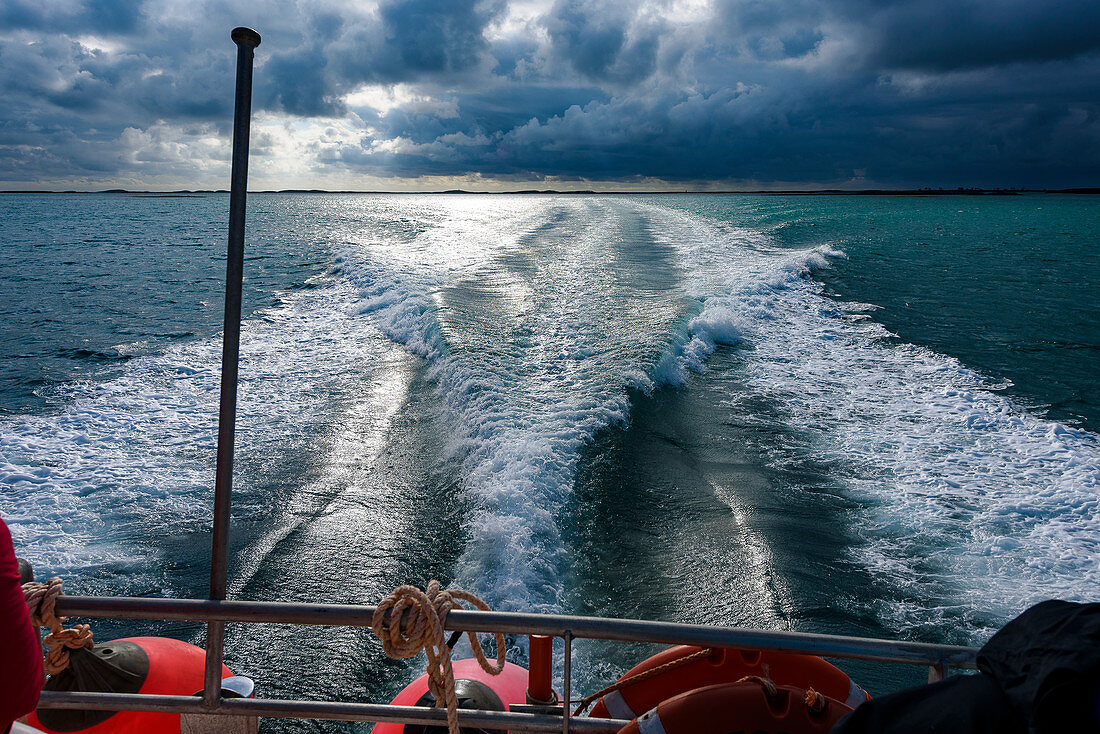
[928,662,947,683]
[204,25,261,709]
[562,631,573,734]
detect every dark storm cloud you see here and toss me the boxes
[376,0,503,75]
[847,0,1100,71]
[715,0,1100,70]
[544,0,662,83]
[0,0,1098,188]
[264,45,345,117]
[321,0,506,88]
[332,54,1100,188]
[0,0,144,35]
[716,0,826,61]
[366,85,610,143]
[489,36,539,77]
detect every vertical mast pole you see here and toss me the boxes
[204,25,261,707]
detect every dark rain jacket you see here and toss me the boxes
[832,600,1100,734]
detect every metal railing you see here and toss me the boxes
[29,26,980,734]
[36,594,980,732]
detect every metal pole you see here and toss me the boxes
[205,25,261,708]
[562,631,572,734]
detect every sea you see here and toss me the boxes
[1,192,1097,731]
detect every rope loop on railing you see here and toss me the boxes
[23,576,94,675]
[372,580,505,734]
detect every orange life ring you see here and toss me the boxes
[616,681,852,734]
[589,645,868,720]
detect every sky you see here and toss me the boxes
[1,0,1098,191]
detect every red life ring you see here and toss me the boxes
[589,645,868,721]
[616,681,852,734]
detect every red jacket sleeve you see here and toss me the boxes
[0,516,44,729]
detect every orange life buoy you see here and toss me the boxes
[371,658,530,734]
[28,637,234,734]
[589,645,868,720]
[616,681,852,734]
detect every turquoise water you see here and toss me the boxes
[0,193,1097,730]
[730,195,1099,432]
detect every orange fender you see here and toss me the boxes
[371,659,529,734]
[28,637,233,734]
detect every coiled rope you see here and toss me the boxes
[371,581,505,734]
[22,576,94,675]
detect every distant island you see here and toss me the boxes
[1,187,1097,195]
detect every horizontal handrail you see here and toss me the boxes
[35,692,627,733]
[37,594,980,729]
[55,595,979,668]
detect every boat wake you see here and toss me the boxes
[339,196,1099,645]
[642,202,1100,641]
[334,196,847,624]
[2,194,1095,659]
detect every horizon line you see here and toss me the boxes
[2,187,1099,196]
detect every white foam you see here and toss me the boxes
[335,196,871,625]
[338,196,699,612]
[643,206,1099,640]
[0,278,395,590]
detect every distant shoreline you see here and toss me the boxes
[1,187,1097,195]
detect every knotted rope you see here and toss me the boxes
[734,663,779,699]
[572,647,716,716]
[22,576,94,675]
[736,670,832,713]
[371,581,505,734]
[803,687,827,713]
